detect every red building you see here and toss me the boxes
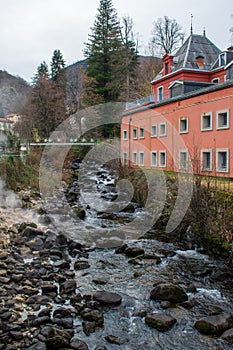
[121,31,233,177]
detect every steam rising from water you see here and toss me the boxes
[0,179,21,209]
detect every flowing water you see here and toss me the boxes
[1,162,233,349]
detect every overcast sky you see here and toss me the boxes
[0,0,232,83]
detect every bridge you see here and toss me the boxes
[29,142,95,147]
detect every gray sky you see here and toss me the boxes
[0,0,232,82]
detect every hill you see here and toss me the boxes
[0,70,31,117]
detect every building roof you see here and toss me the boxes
[174,34,221,70]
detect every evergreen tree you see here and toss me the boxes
[84,0,124,104]
[50,49,66,81]
[33,61,49,83]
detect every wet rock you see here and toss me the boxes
[81,309,104,326]
[94,346,108,350]
[150,283,188,303]
[74,207,86,220]
[121,203,135,213]
[145,313,177,332]
[53,260,70,269]
[70,337,89,350]
[60,280,77,294]
[93,291,122,306]
[21,226,43,239]
[124,247,145,257]
[194,313,233,335]
[115,244,128,254]
[74,260,90,270]
[27,342,46,350]
[93,278,107,285]
[221,328,233,342]
[105,335,128,345]
[46,327,71,349]
[82,321,96,335]
[26,237,45,251]
[53,307,76,318]
[41,284,58,295]
[211,270,233,282]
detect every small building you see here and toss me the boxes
[121,31,233,177]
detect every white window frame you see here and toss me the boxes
[219,53,226,66]
[216,148,229,173]
[139,127,145,139]
[123,130,128,140]
[151,124,157,137]
[159,150,166,168]
[132,152,138,166]
[139,151,144,166]
[151,151,157,167]
[216,109,229,130]
[201,112,212,131]
[179,117,189,134]
[132,128,138,139]
[201,149,212,172]
[179,150,189,170]
[123,152,128,165]
[158,86,164,101]
[159,122,166,137]
[212,78,220,84]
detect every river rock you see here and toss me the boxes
[46,327,71,349]
[150,283,188,303]
[60,280,77,294]
[81,309,104,326]
[41,284,58,295]
[221,328,233,342]
[124,246,145,257]
[93,291,122,306]
[70,337,89,350]
[145,313,177,332]
[74,260,90,270]
[27,342,46,350]
[194,313,233,335]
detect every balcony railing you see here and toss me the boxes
[125,94,156,110]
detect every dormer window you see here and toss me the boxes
[196,55,204,69]
[219,53,226,66]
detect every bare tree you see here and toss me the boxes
[151,16,185,55]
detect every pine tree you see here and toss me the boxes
[84,0,124,104]
[50,49,66,81]
[33,61,49,83]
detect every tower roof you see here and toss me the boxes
[174,34,221,70]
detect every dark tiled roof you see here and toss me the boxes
[174,34,221,70]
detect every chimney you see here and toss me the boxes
[196,55,204,69]
[227,46,233,52]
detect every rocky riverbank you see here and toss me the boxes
[0,166,233,349]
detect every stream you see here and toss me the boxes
[0,160,233,349]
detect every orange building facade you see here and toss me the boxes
[121,33,233,177]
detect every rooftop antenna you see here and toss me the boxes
[203,27,206,36]
[190,14,193,35]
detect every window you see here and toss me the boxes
[219,53,226,66]
[158,86,164,101]
[212,78,220,84]
[179,117,188,133]
[159,123,166,136]
[216,149,229,173]
[201,150,212,171]
[123,130,128,140]
[201,113,212,131]
[151,124,157,137]
[132,128,138,139]
[151,151,157,166]
[139,127,145,138]
[216,110,229,129]
[123,152,128,165]
[165,62,169,74]
[179,150,188,170]
[139,152,144,166]
[132,152,137,165]
[159,151,166,167]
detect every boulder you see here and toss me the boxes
[145,313,177,332]
[195,313,233,335]
[74,260,90,270]
[93,291,122,306]
[150,283,188,304]
[46,328,71,349]
[70,337,89,350]
[221,328,233,342]
[27,342,46,350]
[124,246,145,257]
[60,280,77,294]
